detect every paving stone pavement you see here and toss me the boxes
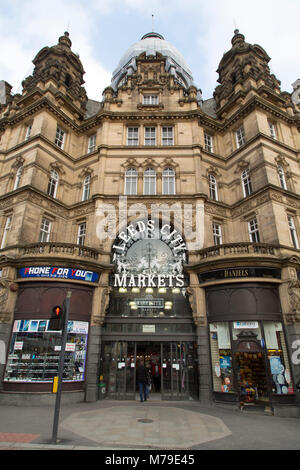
[0,399,300,451]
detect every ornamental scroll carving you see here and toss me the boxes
[287,281,300,323]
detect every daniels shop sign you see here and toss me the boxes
[18,266,99,282]
[110,219,188,288]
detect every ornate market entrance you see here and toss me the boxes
[98,219,199,401]
[99,341,198,401]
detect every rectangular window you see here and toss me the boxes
[55,127,65,149]
[77,223,86,246]
[212,223,222,245]
[241,169,252,197]
[1,216,12,249]
[39,218,52,243]
[143,95,158,105]
[162,127,174,146]
[248,217,260,243]
[288,215,299,249]
[25,124,32,141]
[204,133,213,153]
[236,126,245,148]
[4,320,89,383]
[269,122,276,139]
[87,134,96,153]
[127,127,139,146]
[144,127,156,146]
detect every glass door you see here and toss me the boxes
[100,341,136,399]
[161,342,198,400]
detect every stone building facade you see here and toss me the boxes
[0,30,299,416]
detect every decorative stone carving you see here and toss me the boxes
[287,281,300,323]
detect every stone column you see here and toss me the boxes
[188,273,212,404]
[279,266,300,404]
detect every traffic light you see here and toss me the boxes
[48,305,64,331]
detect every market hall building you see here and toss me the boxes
[0,29,300,417]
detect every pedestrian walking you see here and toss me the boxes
[136,360,148,402]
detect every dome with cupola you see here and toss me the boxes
[111,32,196,92]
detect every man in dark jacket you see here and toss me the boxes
[136,360,148,402]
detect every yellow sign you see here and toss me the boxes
[53,376,58,393]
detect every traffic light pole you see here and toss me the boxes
[51,290,72,444]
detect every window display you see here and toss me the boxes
[209,322,234,393]
[4,320,88,383]
[263,321,294,395]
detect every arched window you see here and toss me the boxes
[82,175,91,201]
[47,169,59,198]
[162,167,175,195]
[209,174,218,201]
[13,165,23,190]
[143,168,156,195]
[278,165,287,190]
[241,168,252,197]
[125,168,138,195]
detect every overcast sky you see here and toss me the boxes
[0,0,299,101]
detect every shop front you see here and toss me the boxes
[206,282,297,411]
[1,266,97,403]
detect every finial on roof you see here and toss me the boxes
[58,31,72,48]
[231,29,245,46]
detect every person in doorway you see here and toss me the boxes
[136,360,148,402]
[152,361,161,392]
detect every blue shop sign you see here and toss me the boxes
[219,356,231,369]
[18,266,99,283]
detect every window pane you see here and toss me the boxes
[127,127,139,145]
[4,320,89,383]
[209,322,234,393]
[144,127,156,146]
[125,168,137,195]
[162,167,175,195]
[162,127,174,145]
[144,168,156,195]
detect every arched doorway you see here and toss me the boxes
[98,219,198,401]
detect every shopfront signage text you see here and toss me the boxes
[18,266,99,283]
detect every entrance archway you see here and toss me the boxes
[99,218,198,401]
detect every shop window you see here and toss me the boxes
[4,320,89,383]
[263,321,294,395]
[209,322,234,393]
